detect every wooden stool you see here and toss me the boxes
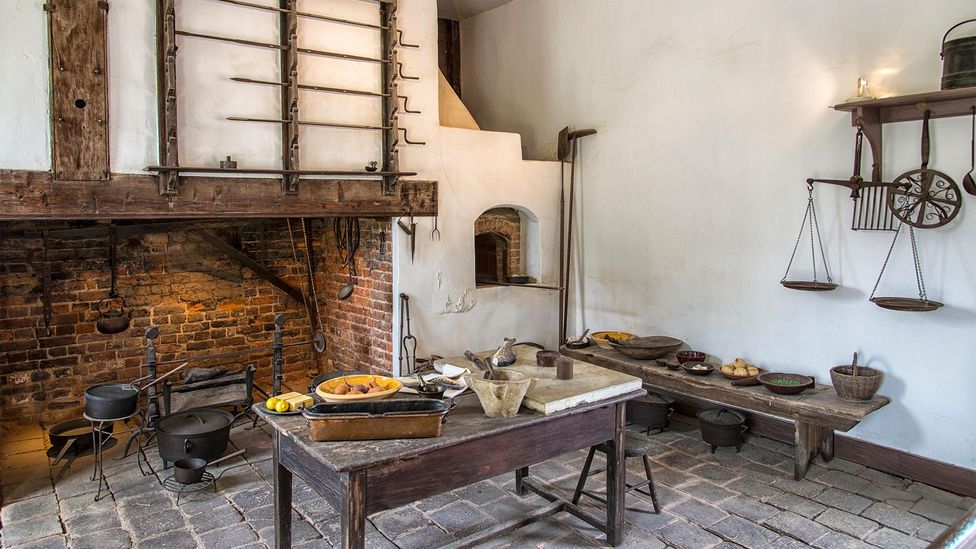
[572,430,661,513]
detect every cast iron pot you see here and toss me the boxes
[84,384,139,420]
[626,391,674,433]
[697,408,747,454]
[156,408,233,465]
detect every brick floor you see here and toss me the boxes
[0,414,966,548]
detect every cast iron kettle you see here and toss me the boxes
[96,226,130,335]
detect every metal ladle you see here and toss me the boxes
[338,270,355,301]
[964,107,976,196]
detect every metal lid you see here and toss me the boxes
[638,391,674,406]
[156,408,233,435]
[697,408,745,426]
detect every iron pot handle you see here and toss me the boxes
[183,438,192,454]
[942,19,976,58]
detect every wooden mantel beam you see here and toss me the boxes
[0,170,437,220]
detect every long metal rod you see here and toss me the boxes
[232,76,419,113]
[210,0,388,30]
[228,116,391,130]
[561,138,578,344]
[145,165,416,176]
[231,76,390,98]
[176,29,389,64]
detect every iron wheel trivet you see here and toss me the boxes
[163,471,216,504]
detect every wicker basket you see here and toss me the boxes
[829,365,882,401]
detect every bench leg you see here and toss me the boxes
[794,421,818,481]
[794,421,835,480]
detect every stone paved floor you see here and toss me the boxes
[1,413,971,549]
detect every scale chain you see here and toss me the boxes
[808,191,818,282]
[809,189,832,283]
[909,226,927,301]
[869,222,902,300]
[780,188,813,282]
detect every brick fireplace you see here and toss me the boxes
[0,218,393,423]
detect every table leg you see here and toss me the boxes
[515,467,529,496]
[340,470,367,549]
[794,421,823,481]
[273,432,293,549]
[606,402,626,546]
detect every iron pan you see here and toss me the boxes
[781,280,839,292]
[871,297,943,312]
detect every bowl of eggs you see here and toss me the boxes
[315,374,402,403]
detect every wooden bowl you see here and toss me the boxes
[316,374,402,403]
[591,331,635,350]
[720,367,765,381]
[757,373,814,395]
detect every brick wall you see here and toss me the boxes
[475,208,522,276]
[0,218,393,424]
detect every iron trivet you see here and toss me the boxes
[163,471,216,504]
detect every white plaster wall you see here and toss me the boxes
[462,0,976,468]
[0,1,562,379]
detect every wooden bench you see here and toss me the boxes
[561,346,889,480]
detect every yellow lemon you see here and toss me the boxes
[275,400,290,413]
[266,397,279,410]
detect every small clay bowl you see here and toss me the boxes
[681,363,715,376]
[536,350,560,367]
[676,350,706,365]
[415,386,445,399]
[665,361,682,371]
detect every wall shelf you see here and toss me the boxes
[834,87,976,124]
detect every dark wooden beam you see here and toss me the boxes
[0,170,437,219]
[190,229,306,305]
[20,220,228,239]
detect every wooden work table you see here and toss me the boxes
[256,385,645,548]
[560,346,889,480]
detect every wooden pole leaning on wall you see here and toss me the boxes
[280,0,301,195]
[156,0,180,195]
[44,0,111,181]
[380,0,400,195]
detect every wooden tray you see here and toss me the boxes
[302,400,449,442]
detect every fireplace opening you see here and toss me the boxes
[475,232,510,284]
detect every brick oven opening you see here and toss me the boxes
[475,232,510,284]
[474,207,527,287]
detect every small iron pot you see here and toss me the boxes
[626,391,674,434]
[95,296,130,335]
[697,408,747,453]
[156,408,233,465]
[84,384,139,420]
[173,449,246,484]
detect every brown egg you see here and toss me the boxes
[333,384,350,395]
[367,386,383,394]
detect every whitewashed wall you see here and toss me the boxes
[0,1,562,381]
[462,0,976,469]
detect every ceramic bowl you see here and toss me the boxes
[591,331,636,350]
[676,351,706,364]
[681,363,715,376]
[316,374,402,403]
